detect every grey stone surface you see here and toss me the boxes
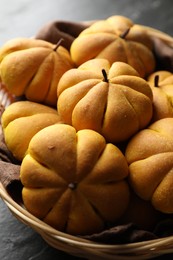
[1,0,173,259]
[0,0,173,45]
[0,200,78,260]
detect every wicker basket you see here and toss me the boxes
[2,182,173,260]
[1,23,173,260]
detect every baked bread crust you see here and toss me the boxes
[20,123,130,235]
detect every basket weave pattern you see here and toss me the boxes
[1,25,173,259]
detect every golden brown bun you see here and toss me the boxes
[1,100,61,161]
[57,59,153,143]
[147,70,173,122]
[0,38,74,106]
[20,123,130,235]
[70,15,155,78]
[125,118,173,213]
[119,191,162,231]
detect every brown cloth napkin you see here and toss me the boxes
[152,37,173,72]
[1,20,173,244]
[0,127,22,202]
[82,223,157,243]
[35,20,90,50]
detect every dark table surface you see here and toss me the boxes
[1,0,173,259]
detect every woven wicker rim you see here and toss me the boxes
[1,24,173,259]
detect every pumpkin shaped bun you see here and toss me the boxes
[20,124,130,235]
[0,37,74,106]
[57,59,153,143]
[147,70,173,121]
[70,15,155,78]
[1,100,62,161]
[125,118,173,214]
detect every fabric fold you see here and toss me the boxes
[35,20,90,50]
